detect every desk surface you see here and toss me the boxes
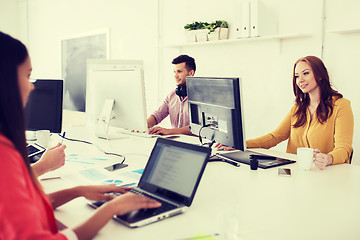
[42,126,360,240]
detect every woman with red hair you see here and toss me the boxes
[247,56,354,169]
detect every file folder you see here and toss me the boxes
[233,0,243,39]
[241,0,250,38]
[250,0,278,37]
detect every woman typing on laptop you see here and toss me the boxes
[0,32,160,240]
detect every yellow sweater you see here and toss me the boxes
[246,97,354,164]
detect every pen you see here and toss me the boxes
[177,233,220,240]
[61,132,66,145]
[40,176,61,181]
[222,159,240,167]
[211,154,240,167]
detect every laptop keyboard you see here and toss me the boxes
[90,190,178,216]
[130,189,178,216]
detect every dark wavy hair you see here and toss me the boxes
[292,56,342,128]
[0,32,35,180]
[172,54,196,73]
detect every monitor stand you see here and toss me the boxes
[95,99,128,140]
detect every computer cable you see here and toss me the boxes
[198,125,239,167]
[198,124,216,148]
[57,133,126,163]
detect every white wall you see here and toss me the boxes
[25,0,159,114]
[323,0,360,164]
[159,0,324,152]
[160,0,360,164]
[1,0,360,164]
[0,0,27,42]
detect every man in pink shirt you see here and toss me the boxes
[148,55,196,135]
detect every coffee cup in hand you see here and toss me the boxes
[297,147,314,171]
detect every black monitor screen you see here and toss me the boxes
[187,77,245,150]
[24,79,63,133]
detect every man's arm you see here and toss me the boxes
[147,115,157,129]
[148,125,190,135]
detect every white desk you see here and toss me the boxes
[42,126,360,240]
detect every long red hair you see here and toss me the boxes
[292,56,342,128]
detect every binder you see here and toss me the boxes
[241,0,250,38]
[233,0,242,39]
[250,0,278,37]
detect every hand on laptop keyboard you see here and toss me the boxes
[77,185,132,202]
[108,192,161,216]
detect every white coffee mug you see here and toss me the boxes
[36,130,50,148]
[297,147,315,171]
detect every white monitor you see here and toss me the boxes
[86,59,147,138]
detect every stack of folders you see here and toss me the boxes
[233,0,278,38]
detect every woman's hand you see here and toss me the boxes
[106,192,161,216]
[314,149,333,170]
[32,143,66,176]
[76,185,131,201]
[71,192,161,239]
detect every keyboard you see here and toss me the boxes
[129,189,178,216]
[89,190,178,216]
[88,192,122,208]
[115,129,158,138]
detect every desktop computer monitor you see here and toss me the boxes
[24,79,63,133]
[188,77,295,169]
[187,77,246,150]
[86,59,147,138]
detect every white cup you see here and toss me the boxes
[36,130,50,148]
[297,147,314,171]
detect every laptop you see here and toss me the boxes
[88,137,211,227]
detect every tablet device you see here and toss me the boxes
[217,150,295,169]
[27,143,45,163]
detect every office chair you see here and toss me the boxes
[349,150,354,164]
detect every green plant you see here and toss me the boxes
[206,20,228,33]
[184,20,228,34]
[184,21,209,31]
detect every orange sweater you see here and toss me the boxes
[246,97,354,164]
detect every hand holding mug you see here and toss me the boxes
[313,149,333,170]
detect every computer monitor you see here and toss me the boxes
[86,59,147,138]
[187,77,246,150]
[24,79,63,133]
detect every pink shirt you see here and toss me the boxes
[152,90,189,128]
[0,134,67,240]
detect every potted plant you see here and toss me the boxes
[184,22,197,42]
[184,21,209,42]
[207,20,229,41]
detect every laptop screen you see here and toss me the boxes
[139,138,210,205]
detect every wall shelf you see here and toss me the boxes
[160,33,312,48]
[328,28,360,34]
